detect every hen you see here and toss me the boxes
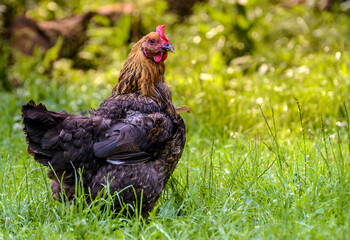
[22,25,186,216]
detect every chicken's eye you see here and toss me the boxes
[148,38,156,45]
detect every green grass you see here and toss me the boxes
[1,0,350,239]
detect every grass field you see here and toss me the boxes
[1,0,350,239]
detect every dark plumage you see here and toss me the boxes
[22,25,186,216]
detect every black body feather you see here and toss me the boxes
[22,94,185,216]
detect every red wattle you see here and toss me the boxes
[153,52,163,63]
[162,52,168,61]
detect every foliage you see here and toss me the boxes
[1,0,350,239]
[0,36,11,91]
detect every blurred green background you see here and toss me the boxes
[0,0,350,134]
[1,0,350,137]
[1,1,350,239]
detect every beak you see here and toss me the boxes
[161,43,175,53]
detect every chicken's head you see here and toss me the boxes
[141,25,175,63]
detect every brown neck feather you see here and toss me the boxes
[112,41,177,118]
[113,41,165,98]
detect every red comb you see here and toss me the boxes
[156,25,169,43]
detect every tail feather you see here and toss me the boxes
[41,128,60,149]
[22,100,95,172]
[22,100,65,165]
